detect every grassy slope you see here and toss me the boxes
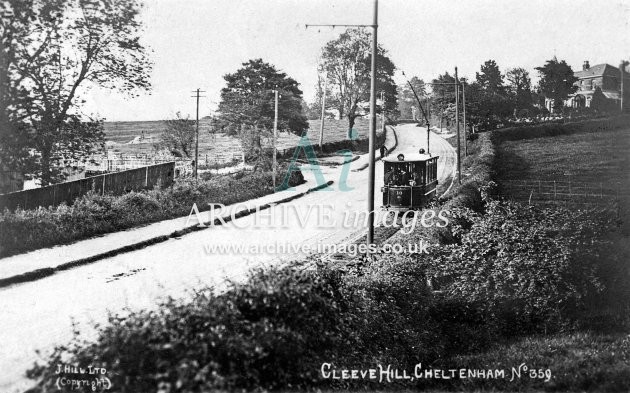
[456,120,630,392]
[448,332,630,392]
[495,126,630,189]
[104,118,372,163]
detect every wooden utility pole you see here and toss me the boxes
[381,91,386,135]
[273,89,279,191]
[621,61,625,113]
[455,67,461,184]
[367,0,378,245]
[191,88,205,181]
[319,77,327,151]
[462,81,467,156]
[305,0,379,245]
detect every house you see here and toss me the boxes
[564,61,630,111]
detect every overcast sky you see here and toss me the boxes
[84,0,630,121]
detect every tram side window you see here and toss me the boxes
[410,163,423,186]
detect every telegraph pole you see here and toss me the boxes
[367,0,378,245]
[191,88,206,181]
[454,67,461,184]
[621,61,625,113]
[305,0,378,245]
[462,81,467,156]
[381,91,386,135]
[272,89,279,191]
[319,77,327,151]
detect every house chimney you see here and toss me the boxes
[583,61,590,70]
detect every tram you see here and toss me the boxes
[381,150,439,210]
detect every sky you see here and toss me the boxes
[84,0,630,121]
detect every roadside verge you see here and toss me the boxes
[0,181,334,288]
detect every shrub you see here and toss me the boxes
[427,199,626,335]
[0,167,304,258]
[26,263,436,392]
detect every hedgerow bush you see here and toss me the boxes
[490,114,630,143]
[26,263,437,392]
[425,199,627,335]
[0,166,304,258]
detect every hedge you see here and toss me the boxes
[0,167,304,258]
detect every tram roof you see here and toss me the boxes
[382,153,438,163]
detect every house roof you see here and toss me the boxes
[574,63,619,79]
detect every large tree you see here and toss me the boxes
[536,58,578,113]
[397,76,426,120]
[476,59,505,94]
[319,28,397,138]
[217,59,308,168]
[1,0,152,185]
[469,60,513,130]
[506,67,533,113]
[431,72,456,130]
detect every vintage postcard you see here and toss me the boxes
[0,0,628,392]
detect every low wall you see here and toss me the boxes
[0,162,175,211]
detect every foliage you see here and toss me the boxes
[429,201,623,333]
[305,73,337,121]
[319,28,397,137]
[0,0,152,185]
[217,59,308,167]
[26,260,438,392]
[506,67,533,111]
[397,76,426,120]
[476,60,504,93]
[430,71,456,129]
[466,60,514,131]
[536,58,578,113]
[156,112,196,158]
[0,166,304,257]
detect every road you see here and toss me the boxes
[0,125,454,392]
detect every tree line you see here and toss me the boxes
[396,58,585,133]
[0,5,597,187]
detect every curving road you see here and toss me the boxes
[0,126,454,392]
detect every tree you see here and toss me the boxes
[431,72,456,130]
[476,60,505,94]
[157,112,195,158]
[536,58,578,113]
[319,28,397,138]
[217,59,308,168]
[506,67,533,113]
[1,0,152,185]
[306,73,337,120]
[397,76,426,120]
[468,60,513,130]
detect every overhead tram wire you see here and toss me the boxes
[305,0,379,246]
[401,71,431,155]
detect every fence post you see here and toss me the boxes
[102,174,106,195]
[554,181,557,199]
[145,166,149,187]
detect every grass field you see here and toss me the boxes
[104,118,373,165]
[494,125,630,207]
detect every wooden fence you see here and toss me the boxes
[497,179,628,207]
[0,162,175,211]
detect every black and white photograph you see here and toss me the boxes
[0,1,629,392]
